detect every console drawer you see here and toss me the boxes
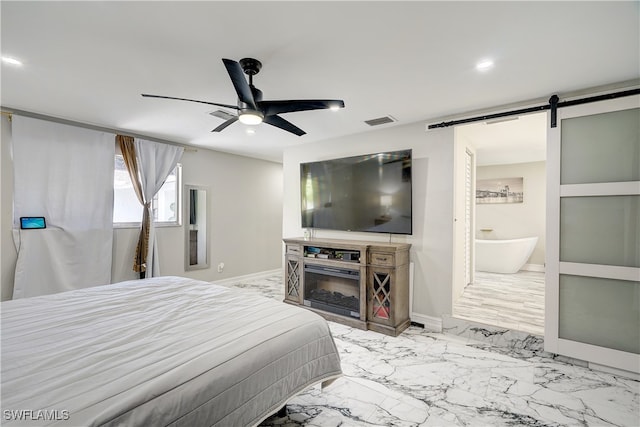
[369,252,394,267]
[286,244,302,256]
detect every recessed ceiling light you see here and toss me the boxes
[2,56,23,66]
[330,105,341,112]
[246,128,256,135]
[476,59,494,71]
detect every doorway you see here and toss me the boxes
[452,112,547,335]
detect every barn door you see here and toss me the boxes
[546,94,639,375]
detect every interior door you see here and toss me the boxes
[546,94,639,375]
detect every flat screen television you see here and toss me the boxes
[300,149,412,235]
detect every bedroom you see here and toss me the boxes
[1,1,639,426]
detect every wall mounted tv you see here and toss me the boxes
[300,149,412,235]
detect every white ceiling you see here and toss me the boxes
[1,1,638,163]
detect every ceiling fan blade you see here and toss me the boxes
[222,59,257,110]
[264,115,306,136]
[211,116,239,132]
[260,99,345,116]
[141,94,238,110]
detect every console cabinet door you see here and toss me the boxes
[368,267,395,326]
[284,255,303,304]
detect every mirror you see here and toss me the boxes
[185,185,209,271]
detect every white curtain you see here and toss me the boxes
[134,138,183,277]
[12,116,115,298]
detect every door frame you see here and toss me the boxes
[452,134,476,307]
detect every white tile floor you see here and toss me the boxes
[216,272,639,427]
[453,271,545,336]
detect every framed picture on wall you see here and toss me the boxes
[476,177,523,204]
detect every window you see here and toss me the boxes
[113,154,182,227]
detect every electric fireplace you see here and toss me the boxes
[304,264,360,318]
[284,237,412,336]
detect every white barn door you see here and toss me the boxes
[545,94,639,375]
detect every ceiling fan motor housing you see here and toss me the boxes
[239,85,264,118]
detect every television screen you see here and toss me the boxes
[300,149,412,235]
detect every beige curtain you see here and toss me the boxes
[116,135,149,275]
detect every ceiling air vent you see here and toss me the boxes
[364,115,396,126]
[209,110,236,121]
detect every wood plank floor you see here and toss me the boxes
[452,270,545,336]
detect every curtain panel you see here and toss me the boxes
[116,135,147,274]
[117,136,183,277]
[12,116,115,298]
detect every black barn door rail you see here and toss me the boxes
[427,88,640,130]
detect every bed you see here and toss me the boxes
[1,276,342,426]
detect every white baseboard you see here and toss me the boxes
[523,263,545,272]
[589,362,640,381]
[210,268,281,286]
[410,312,442,332]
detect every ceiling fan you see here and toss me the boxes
[142,58,345,136]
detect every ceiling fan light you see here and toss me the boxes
[238,111,264,125]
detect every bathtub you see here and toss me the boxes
[475,237,538,274]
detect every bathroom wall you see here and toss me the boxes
[476,161,545,269]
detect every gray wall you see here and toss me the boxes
[283,122,455,321]
[1,117,284,300]
[3,113,457,319]
[112,147,284,283]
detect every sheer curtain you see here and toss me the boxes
[12,116,114,298]
[117,135,183,278]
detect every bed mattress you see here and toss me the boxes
[1,276,342,426]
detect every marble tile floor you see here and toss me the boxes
[214,272,639,427]
[453,271,545,336]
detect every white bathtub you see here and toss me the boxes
[475,237,538,274]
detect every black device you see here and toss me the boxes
[300,149,412,235]
[20,217,46,229]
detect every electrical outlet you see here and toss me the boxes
[217,262,224,273]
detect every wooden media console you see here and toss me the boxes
[283,237,411,336]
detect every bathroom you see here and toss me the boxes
[453,112,547,335]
